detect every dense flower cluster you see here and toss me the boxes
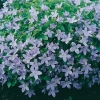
[0,0,100,98]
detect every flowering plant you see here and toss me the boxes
[0,0,100,98]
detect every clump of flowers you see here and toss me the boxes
[0,0,100,98]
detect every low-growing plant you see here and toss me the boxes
[0,0,100,98]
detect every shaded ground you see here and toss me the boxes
[0,84,100,100]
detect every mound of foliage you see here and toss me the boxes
[0,0,100,98]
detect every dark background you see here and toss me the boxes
[0,84,100,100]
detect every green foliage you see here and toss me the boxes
[7,81,11,88]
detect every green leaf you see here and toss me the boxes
[96,46,100,52]
[57,24,65,31]
[7,81,11,88]
[11,80,17,86]
[42,35,48,40]
[69,96,73,100]
[43,76,51,81]
[67,24,73,33]
[37,34,48,40]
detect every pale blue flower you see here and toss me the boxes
[41,4,49,11]
[84,0,91,3]
[44,29,54,38]
[41,15,49,24]
[79,36,88,46]
[25,90,36,98]
[56,16,64,22]
[12,66,21,74]
[29,18,35,23]
[19,82,29,93]
[67,56,74,65]
[39,54,51,64]
[52,75,61,84]
[67,16,77,23]
[9,39,17,48]
[29,46,40,57]
[47,59,58,68]
[0,12,3,19]
[46,80,57,90]
[5,22,13,30]
[92,76,98,83]
[55,29,66,40]
[74,0,81,5]
[62,66,72,76]
[72,68,82,78]
[51,10,58,18]
[63,11,69,17]
[59,49,71,62]
[50,23,56,29]
[30,66,42,80]
[8,53,18,61]
[70,42,81,54]
[7,0,13,4]
[18,71,26,80]
[61,33,72,44]
[29,6,39,16]
[2,7,8,13]
[30,59,41,68]
[47,42,59,53]
[82,28,92,37]
[80,46,90,55]
[12,22,20,30]
[6,34,14,42]
[90,49,98,61]
[61,78,72,88]
[73,81,82,90]
[29,6,39,20]
[79,58,88,65]
[0,24,4,30]
[81,64,92,75]
[48,89,59,97]
[23,53,33,64]
[55,2,62,8]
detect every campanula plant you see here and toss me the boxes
[0,0,100,98]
